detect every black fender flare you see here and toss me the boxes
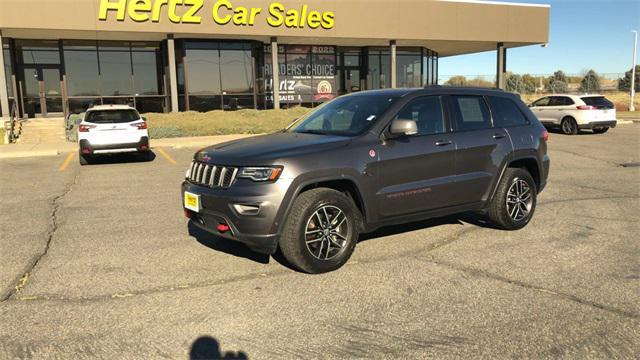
[270,169,369,235]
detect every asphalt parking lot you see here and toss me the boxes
[1,125,639,358]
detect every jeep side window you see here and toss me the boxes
[488,96,529,127]
[394,96,445,136]
[451,95,492,131]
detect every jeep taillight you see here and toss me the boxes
[78,124,96,132]
[542,129,549,142]
[132,122,148,130]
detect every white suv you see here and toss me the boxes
[77,105,150,165]
[529,94,616,135]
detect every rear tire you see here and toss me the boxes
[279,188,362,274]
[79,152,90,166]
[488,168,537,230]
[593,127,609,134]
[561,117,578,135]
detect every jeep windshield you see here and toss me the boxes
[287,95,400,136]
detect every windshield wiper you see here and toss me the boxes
[296,130,330,135]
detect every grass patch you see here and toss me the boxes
[145,107,311,139]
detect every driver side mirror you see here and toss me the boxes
[389,118,418,137]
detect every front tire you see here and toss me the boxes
[279,188,362,274]
[488,168,537,230]
[561,117,578,135]
[593,127,609,134]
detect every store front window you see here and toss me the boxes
[396,49,422,88]
[367,48,391,90]
[423,49,438,86]
[63,40,165,114]
[181,41,256,112]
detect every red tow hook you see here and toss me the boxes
[216,223,230,233]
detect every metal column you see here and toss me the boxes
[496,42,507,90]
[271,37,280,110]
[167,35,179,113]
[0,31,9,118]
[390,40,397,89]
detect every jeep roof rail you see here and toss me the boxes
[425,85,505,92]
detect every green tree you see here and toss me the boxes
[545,71,568,93]
[579,69,601,92]
[505,73,536,94]
[617,65,640,92]
[445,75,467,86]
[466,77,494,88]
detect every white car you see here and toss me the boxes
[529,94,616,135]
[77,105,150,165]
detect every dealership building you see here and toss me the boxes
[0,0,549,118]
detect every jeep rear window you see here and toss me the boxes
[288,95,400,136]
[85,110,140,124]
[581,97,614,109]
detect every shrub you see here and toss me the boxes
[617,65,640,92]
[579,69,601,92]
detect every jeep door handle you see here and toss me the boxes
[492,134,506,140]
[435,140,452,146]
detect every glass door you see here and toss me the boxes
[42,68,63,115]
[337,48,363,95]
[23,68,42,116]
[344,69,361,93]
[22,66,63,117]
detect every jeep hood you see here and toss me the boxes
[195,132,352,165]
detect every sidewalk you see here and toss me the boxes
[0,134,259,159]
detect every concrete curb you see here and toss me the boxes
[0,150,60,159]
[0,134,259,160]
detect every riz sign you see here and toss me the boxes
[98,0,335,29]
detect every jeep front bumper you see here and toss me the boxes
[181,178,293,255]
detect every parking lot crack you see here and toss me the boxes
[421,257,640,321]
[1,172,80,302]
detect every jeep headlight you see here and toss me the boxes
[238,166,283,182]
[185,161,193,179]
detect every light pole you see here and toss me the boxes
[631,30,637,112]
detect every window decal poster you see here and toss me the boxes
[265,45,336,103]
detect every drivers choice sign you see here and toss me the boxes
[265,45,336,104]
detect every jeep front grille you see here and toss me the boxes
[188,161,238,189]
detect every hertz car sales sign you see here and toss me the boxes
[98,0,335,29]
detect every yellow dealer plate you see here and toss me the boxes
[184,191,201,213]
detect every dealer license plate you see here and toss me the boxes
[184,191,201,212]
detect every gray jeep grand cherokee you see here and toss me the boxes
[182,87,550,273]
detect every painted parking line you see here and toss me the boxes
[58,152,76,172]
[155,147,177,165]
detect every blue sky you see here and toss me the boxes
[439,0,640,78]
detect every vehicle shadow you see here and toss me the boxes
[190,336,248,360]
[359,211,499,242]
[86,151,156,165]
[188,212,496,268]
